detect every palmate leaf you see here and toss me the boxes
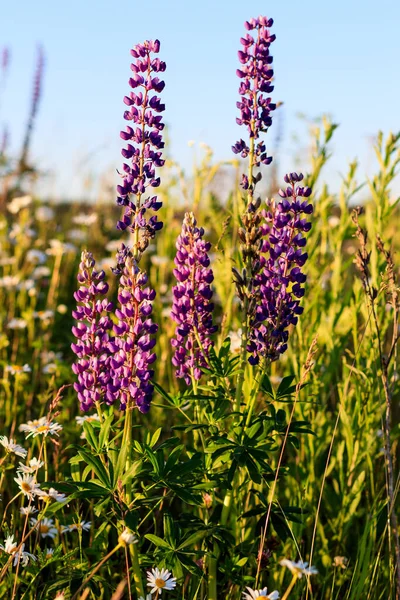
[145,534,172,549]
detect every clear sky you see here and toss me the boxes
[0,0,399,199]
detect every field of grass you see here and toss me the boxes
[0,17,399,600]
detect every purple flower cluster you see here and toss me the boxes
[20,45,45,167]
[171,212,217,385]
[247,173,313,364]
[232,16,276,188]
[109,246,158,413]
[117,40,166,258]
[71,252,114,411]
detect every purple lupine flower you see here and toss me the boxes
[247,173,313,364]
[20,45,45,168]
[232,16,276,187]
[117,40,166,258]
[171,212,217,385]
[1,47,10,76]
[109,245,157,413]
[71,251,114,411]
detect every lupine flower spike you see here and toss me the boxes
[171,212,217,385]
[117,39,166,259]
[247,173,313,364]
[109,246,158,413]
[71,251,114,411]
[232,16,276,193]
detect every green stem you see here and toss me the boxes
[281,575,298,600]
[123,404,145,598]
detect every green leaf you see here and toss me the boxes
[99,414,114,449]
[145,534,172,549]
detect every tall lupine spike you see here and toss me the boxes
[232,16,276,193]
[1,47,10,77]
[247,173,313,364]
[20,45,45,169]
[109,246,158,413]
[71,251,114,411]
[117,39,166,260]
[171,212,217,385]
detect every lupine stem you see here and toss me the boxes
[122,403,145,598]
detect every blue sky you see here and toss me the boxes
[0,0,399,199]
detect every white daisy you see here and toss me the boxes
[118,528,138,546]
[30,517,58,540]
[0,436,27,458]
[62,520,91,533]
[147,567,177,595]
[17,457,44,473]
[279,559,318,578]
[13,544,37,567]
[75,414,101,426]
[0,275,20,289]
[139,596,153,600]
[7,195,32,214]
[7,318,28,330]
[73,213,98,226]
[243,587,280,600]
[36,487,67,503]
[44,547,55,560]
[19,418,62,438]
[26,249,47,264]
[5,364,31,376]
[0,534,18,554]
[20,506,38,516]
[14,474,40,498]
[36,206,55,222]
[32,266,51,279]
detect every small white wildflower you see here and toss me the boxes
[7,318,28,330]
[30,517,58,540]
[19,418,62,438]
[44,547,55,560]
[0,534,18,554]
[73,213,98,226]
[67,228,87,242]
[228,329,242,353]
[147,567,177,594]
[62,520,91,533]
[42,363,57,374]
[280,559,318,578]
[119,528,138,546]
[6,364,31,376]
[26,249,47,264]
[75,414,101,426]
[243,587,280,600]
[14,474,40,498]
[13,544,37,567]
[56,304,68,314]
[36,206,55,222]
[0,275,20,289]
[33,310,54,322]
[36,487,67,503]
[150,255,169,267]
[32,266,51,279]
[20,506,38,516]
[7,195,32,214]
[0,436,27,458]
[46,239,75,256]
[17,457,45,473]
[138,596,153,600]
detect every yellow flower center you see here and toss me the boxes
[40,524,50,534]
[36,425,49,433]
[21,482,32,492]
[12,365,23,372]
[155,579,166,589]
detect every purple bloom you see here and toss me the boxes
[1,47,10,75]
[117,40,166,258]
[71,251,114,411]
[233,15,276,183]
[171,212,217,385]
[20,45,45,168]
[109,246,158,413]
[247,173,313,364]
